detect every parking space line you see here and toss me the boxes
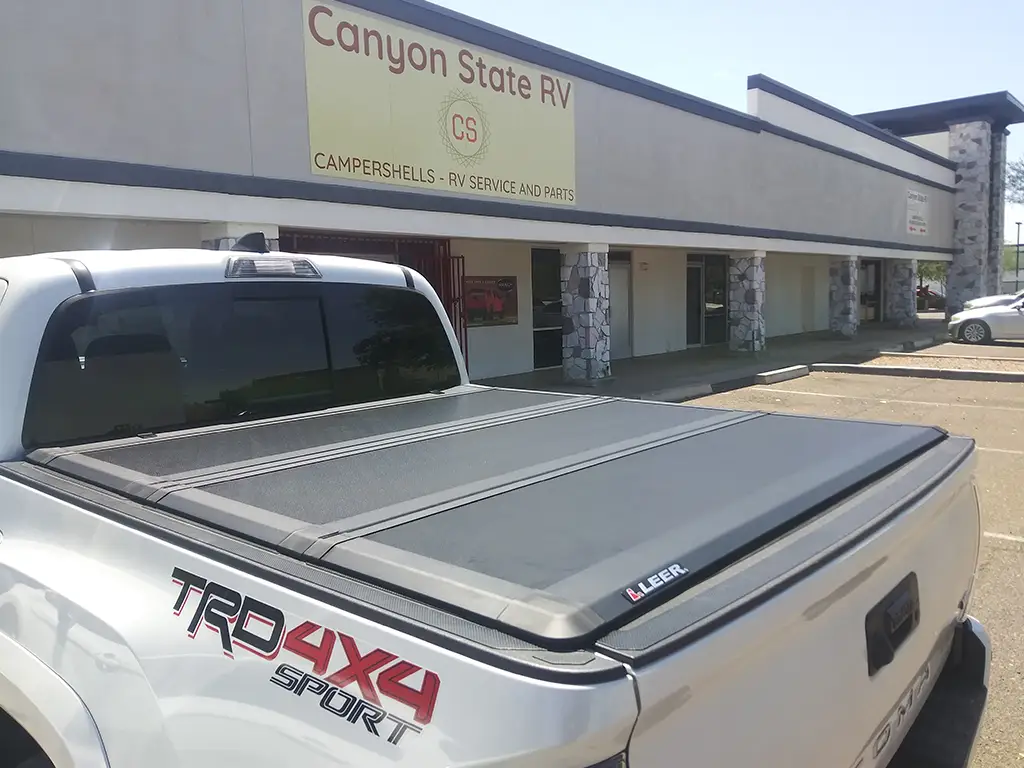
[979,447,1024,456]
[750,386,1024,413]
[984,531,1024,544]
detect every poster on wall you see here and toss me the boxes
[464,276,519,327]
[906,189,929,236]
[301,0,576,205]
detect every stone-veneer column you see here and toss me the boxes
[200,223,281,251]
[560,244,611,384]
[883,258,918,328]
[988,129,1008,296]
[728,251,766,352]
[947,122,992,316]
[828,255,859,338]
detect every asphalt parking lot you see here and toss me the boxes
[689,346,1024,768]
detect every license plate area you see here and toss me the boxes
[850,657,933,768]
[865,572,920,677]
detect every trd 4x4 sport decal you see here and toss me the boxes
[170,567,440,747]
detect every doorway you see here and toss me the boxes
[686,254,729,346]
[609,252,633,360]
[800,266,817,331]
[859,258,883,323]
[531,248,563,370]
[686,264,703,346]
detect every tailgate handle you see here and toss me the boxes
[865,572,920,677]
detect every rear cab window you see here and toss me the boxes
[23,281,461,449]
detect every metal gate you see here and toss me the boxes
[278,229,469,365]
[400,241,467,362]
[443,250,468,362]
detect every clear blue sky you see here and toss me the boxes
[430,0,1024,243]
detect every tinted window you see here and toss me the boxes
[23,282,461,449]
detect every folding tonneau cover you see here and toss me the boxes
[27,386,948,649]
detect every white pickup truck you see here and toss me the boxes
[0,238,991,768]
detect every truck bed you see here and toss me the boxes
[23,386,949,649]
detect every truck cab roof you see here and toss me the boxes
[0,247,417,292]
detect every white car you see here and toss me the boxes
[963,288,1024,311]
[949,296,1024,343]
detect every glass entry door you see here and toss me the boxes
[687,254,729,346]
[702,254,728,345]
[859,258,883,322]
[686,265,704,346]
[531,248,563,369]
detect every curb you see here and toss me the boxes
[902,334,949,352]
[648,332,951,403]
[810,363,1024,383]
[643,383,713,403]
[754,364,810,385]
[851,335,947,356]
[878,350,939,358]
[879,350,1024,364]
[664,367,810,402]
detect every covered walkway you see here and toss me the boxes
[475,315,948,401]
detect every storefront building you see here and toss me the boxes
[1,0,1022,382]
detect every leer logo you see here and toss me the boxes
[624,563,689,603]
[438,90,491,166]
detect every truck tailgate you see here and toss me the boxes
[26,387,948,650]
[605,434,981,768]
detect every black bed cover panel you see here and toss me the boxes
[29,386,947,648]
[54,388,569,478]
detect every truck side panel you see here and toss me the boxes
[0,471,638,768]
[619,438,982,768]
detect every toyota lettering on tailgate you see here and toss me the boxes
[170,567,440,747]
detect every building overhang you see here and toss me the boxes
[857,91,1024,137]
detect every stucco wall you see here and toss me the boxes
[0,0,954,252]
[452,238,533,380]
[453,240,694,375]
[0,215,202,258]
[763,252,830,337]
[630,248,689,357]
[748,90,952,184]
[904,132,952,160]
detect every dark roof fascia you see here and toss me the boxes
[0,150,956,256]
[857,91,1024,137]
[747,73,959,171]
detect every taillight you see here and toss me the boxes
[224,255,322,279]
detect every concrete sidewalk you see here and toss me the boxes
[475,318,949,402]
